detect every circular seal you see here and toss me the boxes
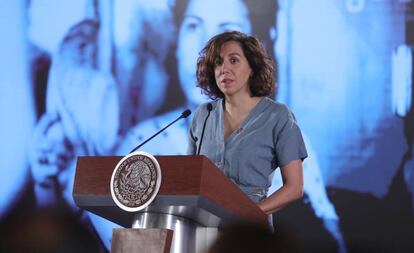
[110,151,161,212]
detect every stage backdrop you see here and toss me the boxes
[0,0,413,253]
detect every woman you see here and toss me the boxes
[189,31,307,215]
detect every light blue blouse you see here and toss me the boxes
[188,97,308,203]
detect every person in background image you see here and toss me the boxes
[268,1,347,252]
[27,19,120,251]
[270,0,414,252]
[117,0,277,155]
[0,0,36,224]
[113,0,175,132]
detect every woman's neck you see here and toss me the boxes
[224,95,262,117]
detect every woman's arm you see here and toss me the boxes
[258,159,304,215]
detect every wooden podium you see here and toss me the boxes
[73,155,267,253]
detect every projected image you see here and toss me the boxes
[271,1,414,252]
[117,0,277,155]
[0,0,413,252]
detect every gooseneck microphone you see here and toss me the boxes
[197,103,213,155]
[129,109,191,154]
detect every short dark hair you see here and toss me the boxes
[196,31,276,99]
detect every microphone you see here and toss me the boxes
[197,103,213,155]
[129,109,192,154]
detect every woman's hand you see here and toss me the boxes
[28,112,74,188]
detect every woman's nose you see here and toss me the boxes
[221,61,230,73]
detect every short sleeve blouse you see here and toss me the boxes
[188,97,308,202]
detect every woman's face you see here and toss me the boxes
[214,41,252,98]
[176,0,251,106]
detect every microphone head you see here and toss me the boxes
[181,109,192,118]
[206,103,213,111]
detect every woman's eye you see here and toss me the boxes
[186,22,199,31]
[230,58,238,64]
[182,17,201,32]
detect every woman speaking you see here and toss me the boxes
[188,31,308,219]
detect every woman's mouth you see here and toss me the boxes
[221,78,233,85]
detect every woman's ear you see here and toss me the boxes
[269,26,277,41]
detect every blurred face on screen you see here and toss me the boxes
[176,0,251,107]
